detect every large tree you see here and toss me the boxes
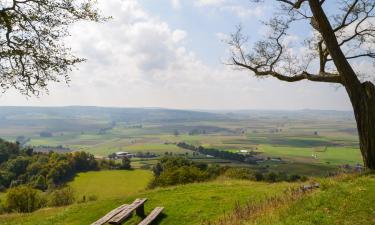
[0,0,104,96]
[229,0,375,169]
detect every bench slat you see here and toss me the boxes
[91,204,129,225]
[138,207,164,225]
[109,198,148,224]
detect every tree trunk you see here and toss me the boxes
[348,81,375,170]
[308,0,375,169]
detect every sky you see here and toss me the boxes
[0,0,357,110]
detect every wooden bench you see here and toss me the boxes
[138,207,164,225]
[109,198,148,224]
[91,204,129,225]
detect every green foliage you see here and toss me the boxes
[0,0,104,95]
[149,157,214,188]
[120,157,131,170]
[4,186,45,213]
[0,139,100,191]
[177,142,248,163]
[98,158,132,170]
[48,187,75,207]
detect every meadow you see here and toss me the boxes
[69,170,153,201]
[0,175,294,225]
[0,171,373,225]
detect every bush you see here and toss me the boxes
[149,157,213,188]
[149,165,209,188]
[266,172,277,183]
[254,172,264,181]
[4,186,45,213]
[48,186,75,207]
[288,174,302,182]
[119,157,131,170]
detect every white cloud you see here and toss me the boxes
[194,0,264,18]
[0,0,352,110]
[171,0,181,9]
[195,0,226,6]
[172,30,187,43]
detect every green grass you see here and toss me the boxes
[1,172,373,225]
[247,174,375,225]
[0,179,293,225]
[258,145,362,165]
[265,162,337,176]
[69,170,152,201]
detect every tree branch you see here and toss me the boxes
[232,58,342,84]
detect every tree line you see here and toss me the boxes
[149,156,307,189]
[176,142,252,163]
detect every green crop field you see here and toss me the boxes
[258,145,362,165]
[69,170,153,201]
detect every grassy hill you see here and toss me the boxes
[0,172,293,225]
[0,170,373,225]
[69,170,153,201]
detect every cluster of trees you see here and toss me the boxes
[177,142,250,163]
[99,157,131,170]
[149,157,223,188]
[149,157,307,189]
[223,168,307,183]
[0,138,132,213]
[134,152,157,158]
[0,140,99,191]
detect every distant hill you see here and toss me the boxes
[0,106,226,124]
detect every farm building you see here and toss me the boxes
[115,152,134,158]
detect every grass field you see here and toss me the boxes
[69,170,152,201]
[0,178,293,225]
[258,145,362,165]
[1,173,373,225]
[245,174,375,225]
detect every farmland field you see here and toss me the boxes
[0,107,362,175]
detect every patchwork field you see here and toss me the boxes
[0,107,363,176]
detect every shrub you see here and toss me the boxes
[254,172,264,181]
[149,165,210,188]
[266,172,277,183]
[149,157,213,188]
[4,185,45,213]
[119,157,131,170]
[48,186,75,207]
[288,174,302,182]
